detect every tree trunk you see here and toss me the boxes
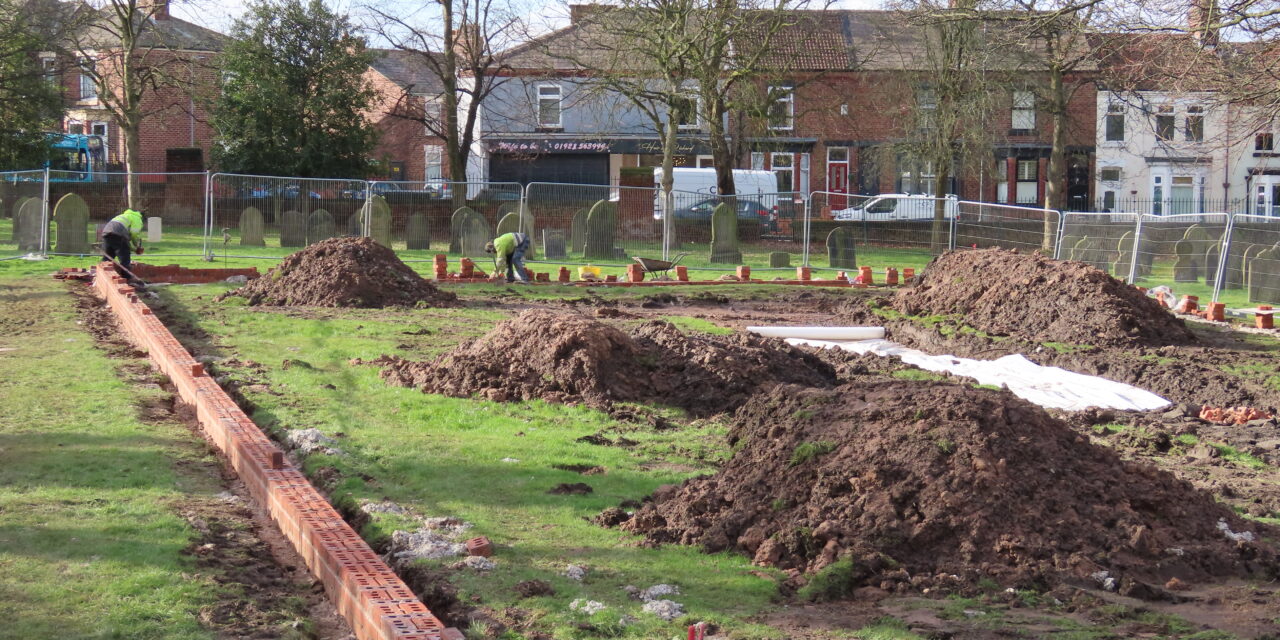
[124,123,141,209]
[707,95,736,197]
[1044,66,1067,253]
[931,162,951,254]
[660,117,677,260]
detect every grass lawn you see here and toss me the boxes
[154,283,809,639]
[0,277,219,639]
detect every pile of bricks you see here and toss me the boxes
[1199,405,1273,425]
[91,264,458,640]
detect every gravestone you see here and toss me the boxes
[1069,236,1111,272]
[347,212,364,236]
[1242,244,1268,292]
[1205,243,1221,287]
[11,196,33,242]
[826,227,857,270]
[365,196,392,247]
[147,217,162,242]
[570,208,588,254]
[16,198,45,252]
[496,201,520,221]
[1173,238,1199,282]
[406,213,431,250]
[239,207,265,246]
[53,193,90,255]
[1111,231,1135,279]
[709,203,742,264]
[542,229,567,260]
[449,207,476,254]
[496,211,520,237]
[769,251,791,268]
[583,200,619,260]
[1248,244,1280,305]
[307,209,335,245]
[495,206,537,259]
[1222,240,1255,290]
[459,210,490,256]
[280,210,306,247]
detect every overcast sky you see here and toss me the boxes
[170,0,887,39]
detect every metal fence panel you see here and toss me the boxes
[662,189,804,270]
[367,180,521,257]
[1057,212,1140,275]
[1129,214,1230,302]
[0,170,49,259]
[44,171,211,258]
[522,182,662,267]
[955,201,1059,254]
[1217,215,1280,305]
[209,173,369,259]
[809,191,954,262]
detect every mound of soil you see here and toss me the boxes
[620,382,1276,593]
[892,249,1194,347]
[219,237,456,308]
[377,310,835,416]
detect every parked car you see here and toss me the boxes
[669,197,777,229]
[832,194,958,221]
[240,183,322,199]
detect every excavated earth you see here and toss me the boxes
[375,309,836,416]
[618,381,1278,595]
[218,237,457,308]
[892,248,1196,347]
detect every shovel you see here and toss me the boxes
[99,246,149,289]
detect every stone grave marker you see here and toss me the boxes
[769,251,791,268]
[280,210,306,247]
[53,193,89,255]
[583,200,619,260]
[307,209,335,244]
[16,198,45,252]
[239,207,265,246]
[709,203,742,264]
[542,229,567,260]
[826,227,857,270]
[406,213,431,250]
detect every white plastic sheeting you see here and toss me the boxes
[780,335,1171,412]
[746,326,885,340]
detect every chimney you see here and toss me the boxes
[1189,0,1220,48]
[141,0,170,20]
[569,4,600,24]
[452,25,480,60]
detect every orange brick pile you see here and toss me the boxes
[1199,406,1273,425]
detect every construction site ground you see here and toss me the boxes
[3,253,1280,639]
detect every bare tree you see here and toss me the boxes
[361,0,520,206]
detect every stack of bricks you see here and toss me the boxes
[92,264,456,640]
[1258,305,1274,330]
[736,266,751,281]
[433,255,448,280]
[626,263,645,283]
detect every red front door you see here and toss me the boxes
[827,161,849,210]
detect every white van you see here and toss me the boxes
[653,168,781,220]
[832,194,959,221]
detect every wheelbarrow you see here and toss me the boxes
[632,253,689,280]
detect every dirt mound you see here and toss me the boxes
[621,382,1276,593]
[219,237,456,308]
[892,249,1194,347]
[377,310,835,416]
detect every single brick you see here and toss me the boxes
[465,536,493,558]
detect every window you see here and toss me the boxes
[1105,103,1124,141]
[1155,105,1175,141]
[424,145,443,180]
[1012,91,1035,130]
[1257,132,1275,151]
[1103,190,1116,211]
[40,56,57,84]
[899,158,936,195]
[918,88,937,131]
[827,147,848,162]
[768,86,794,131]
[1100,167,1122,182]
[1185,106,1204,142]
[772,152,794,192]
[536,84,561,128]
[672,94,700,130]
[79,58,96,100]
[1152,175,1163,215]
[750,152,765,170]
[839,104,848,115]
[1016,159,1038,204]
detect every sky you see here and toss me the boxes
[169,0,888,39]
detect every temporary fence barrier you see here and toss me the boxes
[522,182,663,266]
[42,171,211,258]
[1056,212,1141,276]
[808,191,955,261]
[664,189,805,270]
[1128,213,1230,298]
[365,180,521,258]
[1216,215,1280,305]
[954,201,1059,255]
[208,173,372,259]
[0,170,49,259]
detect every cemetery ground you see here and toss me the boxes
[4,250,1280,638]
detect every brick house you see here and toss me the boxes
[42,0,224,173]
[364,49,449,182]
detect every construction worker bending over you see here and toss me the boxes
[102,208,145,270]
[486,232,530,283]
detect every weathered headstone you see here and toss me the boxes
[1248,244,1280,304]
[449,207,477,254]
[365,196,392,247]
[280,210,306,247]
[406,213,431,250]
[583,200,618,260]
[709,203,742,264]
[496,201,520,221]
[147,217,162,242]
[569,208,588,255]
[347,212,364,236]
[53,193,89,255]
[542,229,567,260]
[16,198,45,252]
[239,207,265,246]
[1173,238,1199,282]
[307,209,335,244]
[495,206,537,259]
[459,210,490,256]
[1242,244,1268,292]
[1111,231,1135,279]
[826,227,857,270]
[1222,240,1254,290]
[496,211,520,237]
[769,251,791,268]
[11,196,33,242]
[1069,235,1111,272]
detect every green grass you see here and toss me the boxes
[657,315,734,335]
[150,284,795,638]
[789,441,836,467]
[851,617,924,640]
[0,277,218,638]
[1042,341,1094,354]
[890,369,949,382]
